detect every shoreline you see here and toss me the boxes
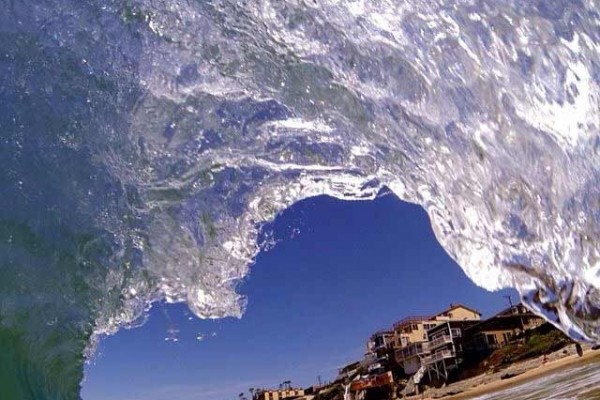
[408,345,600,400]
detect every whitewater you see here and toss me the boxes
[0,0,598,398]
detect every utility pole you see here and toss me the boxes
[504,295,525,337]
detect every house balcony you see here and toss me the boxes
[423,350,456,365]
[373,343,390,351]
[368,362,385,373]
[429,335,454,350]
[396,342,430,362]
[393,316,432,330]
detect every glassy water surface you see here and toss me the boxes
[0,1,599,398]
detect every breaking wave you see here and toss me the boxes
[0,0,599,398]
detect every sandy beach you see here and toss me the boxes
[409,345,600,400]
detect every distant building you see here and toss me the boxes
[464,303,545,354]
[364,329,396,371]
[435,304,482,322]
[423,320,479,382]
[392,315,439,374]
[397,340,431,375]
[253,388,305,400]
[350,371,394,392]
[365,330,394,364]
[367,330,395,355]
[336,361,362,382]
[393,305,481,374]
[393,316,440,350]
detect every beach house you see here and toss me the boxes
[423,320,480,382]
[463,303,546,354]
[253,388,305,400]
[393,305,481,374]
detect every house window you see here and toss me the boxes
[448,312,454,318]
[423,334,427,340]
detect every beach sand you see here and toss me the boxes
[409,345,600,400]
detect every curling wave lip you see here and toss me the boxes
[0,0,598,398]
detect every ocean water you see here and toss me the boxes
[0,1,599,399]
[479,360,600,400]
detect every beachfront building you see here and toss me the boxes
[393,305,481,374]
[393,316,439,349]
[336,361,362,383]
[396,340,431,374]
[253,388,305,400]
[364,330,396,372]
[435,304,482,322]
[423,320,480,382]
[367,330,395,355]
[393,305,481,348]
[464,303,545,354]
[393,315,439,374]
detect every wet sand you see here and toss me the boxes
[410,345,600,400]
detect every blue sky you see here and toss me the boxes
[82,193,517,400]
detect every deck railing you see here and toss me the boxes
[423,350,455,364]
[398,342,430,360]
[429,334,453,349]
